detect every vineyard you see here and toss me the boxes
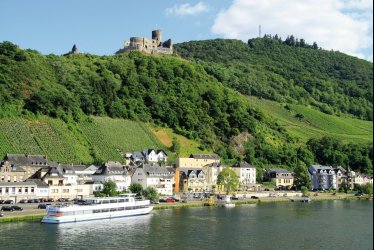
[0,116,169,164]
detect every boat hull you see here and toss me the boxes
[41,206,153,224]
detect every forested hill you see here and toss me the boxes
[0,41,372,174]
[174,38,373,121]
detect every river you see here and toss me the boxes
[0,200,372,250]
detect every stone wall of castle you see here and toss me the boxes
[120,30,173,55]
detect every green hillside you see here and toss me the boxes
[0,40,372,174]
[174,38,373,120]
[247,96,373,143]
[0,116,168,164]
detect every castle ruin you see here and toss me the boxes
[117,30,173,55]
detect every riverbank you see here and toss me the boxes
[0,194,369,224]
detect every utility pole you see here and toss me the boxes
[259,25,262,38]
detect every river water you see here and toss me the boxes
[0,200,372,250]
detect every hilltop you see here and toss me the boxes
[0,40,372,174]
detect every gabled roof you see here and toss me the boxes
[5,154,48,166]
[189,154,220,160]
[308,165,334,173]
[232,161,255,169]
[267,168,293,174]
[28,179,49,188]
[94,162,128,176]
[142,164,173,177]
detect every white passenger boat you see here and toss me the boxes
[41,194,153,224]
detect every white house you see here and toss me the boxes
[73,164,98,184]
[130,149,168,163]
[131,164,174,195]
[92,161,131,191]
[232,161,256,190]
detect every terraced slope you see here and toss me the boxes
[0,116,168,164]
[247,96,373,143]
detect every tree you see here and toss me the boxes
[339,180,350,193]
[217,167,240,194]
[171,138,181,155]
[129,183,143,196]
[301,186,309,196]
[102,180,117,197]
[143,187,159,202]
[294,162,311,190]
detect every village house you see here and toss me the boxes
[202,163,224,192]
[0,181,38,202]
[0,154,50,182]
[264,168,294,190]
[176,154,220,169]
[308,165,337,190]
[92,161,131,191]
[179,168,207,192]
[334,166,348,188]
[131,164,174,195]
[129,149,168,164]
[232,161,257,191]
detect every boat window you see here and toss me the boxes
[102,209,109,213]
[110,208,117,212]
[110,200,117,203]
[103,200,109,204]
[118,199,125,203]
[125,206,132,210]
[93,209,101,213]
[117,207,125,211]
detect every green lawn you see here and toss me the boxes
[247,96,373,143]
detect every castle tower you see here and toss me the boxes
[152,30,162,46]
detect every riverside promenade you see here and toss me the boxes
[0,193,366,223]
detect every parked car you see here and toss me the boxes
[166,198,175,203]
[0,200,5,204]
[170,197,180,202]
[19,199,28,203]
[0,212,4,217]
[38,204,51,209]
[57,198,66,202]
[46,198,54,202]
[1,206,15,212]
[39,198,46,203]
[355,192,363,196]
[159,198,167,203]
[250,196,259,199]
[33,199,40,203]
[27,199,35,203]
[11,206,23,211]
[269,193,277,197]
[151,200,160,204]
[4,200,14,204]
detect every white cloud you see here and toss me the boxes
[165,2,209,17]
[211,0,373,60]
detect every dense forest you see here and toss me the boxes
[174,38,373,121]
[0,40,372,175]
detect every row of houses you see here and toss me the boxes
[262,165,373,191]
[1,152,372,202]
[0,152,258,202]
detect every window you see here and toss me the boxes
[18,187,22,193]
[11,187,15,194]
[76,189,83,193]
[63,189,69,193]
[48,180,53,185]
[25,187,28,193]
[52,189,59,193]
[31,187,35,193]
[5,187,9,193]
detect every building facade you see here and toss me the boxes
[308,165,337,190]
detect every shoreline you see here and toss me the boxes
[0,195,370,224]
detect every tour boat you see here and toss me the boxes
[41,194,153,224]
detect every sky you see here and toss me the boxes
[0,0,372,61]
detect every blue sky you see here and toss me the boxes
[1,0,372,61]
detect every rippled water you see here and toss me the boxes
[0,200,372,250]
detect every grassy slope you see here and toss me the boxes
[247,96,373,143]
[0,116,168,164]
[149,125,213,158]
